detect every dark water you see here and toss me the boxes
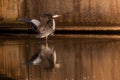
[0,37,120,80]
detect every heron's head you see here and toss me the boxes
[44,14,61,19]
[52,14,61,18]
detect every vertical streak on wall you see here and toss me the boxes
[1,0,6,20]
[6,0,18,20]
[0,0,2,19]
[27,0,32,17]
[34,0,39,18]
[115,0,120,24]
[112,0,120,24]
[33,0,39,18]
[17,0,24,18]
[117,0,120,24]
[1,0,19,20]
[38,0,42,15]
[107,0,111,23]
[73,0,81,24]
[110,0,119,24]
[100,0,110,23]
[80,0,90,23]
[26,0,38,18]
[38,0,44,15]
[22,0,28,18]
[89,0,96,23]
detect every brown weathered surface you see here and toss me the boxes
[0,0,25,21]
[0,40,28,80]
[0,38,120,80]
[0,0,120,25]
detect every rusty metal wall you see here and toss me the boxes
[0,0,120,25]
[0,0,25,21]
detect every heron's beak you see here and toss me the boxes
[52,15,61,18]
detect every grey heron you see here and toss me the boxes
[18,14,61,41]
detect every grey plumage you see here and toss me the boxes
[18,14,61,40]
[18,18,40,33]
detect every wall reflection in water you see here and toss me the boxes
[0,38,120,80]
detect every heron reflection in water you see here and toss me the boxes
[25,44,60,70]
[18,14,61,42]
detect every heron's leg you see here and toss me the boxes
[45,36,48,48]
[53,50,56,64]
[46,36,48,42]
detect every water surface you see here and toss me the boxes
[0,37,120,80]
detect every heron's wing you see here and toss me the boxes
[17,18,32,22]
[31,19,41,27]
[25,49,41,65]
[18,18,41,26]
[17,18,41,33]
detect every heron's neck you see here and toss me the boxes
[52,19,55,31]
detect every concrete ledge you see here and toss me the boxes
[1,34,120,39]
[57,26,120,31]
[0,25,120,31]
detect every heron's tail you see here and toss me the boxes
[17,18,32,23]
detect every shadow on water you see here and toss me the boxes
[0,37,120,80]
[0,74,15,80]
